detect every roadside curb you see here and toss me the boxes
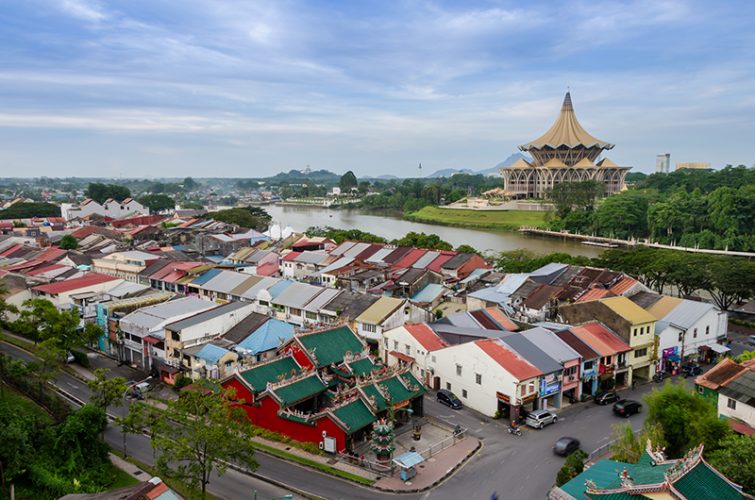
[222,458,325,500]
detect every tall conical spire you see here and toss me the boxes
[562,91,573,111]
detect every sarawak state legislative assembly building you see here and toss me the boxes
[500,92,631,198]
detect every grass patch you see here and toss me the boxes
[110,449,222,500]
[107,464,140,489]
[406,205,548,231]
[0,384,54,424]
[0,331,37,351]
[250,441,375,486]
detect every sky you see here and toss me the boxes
[0,0,754,178]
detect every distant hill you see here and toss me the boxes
[265,169,340,183]
[424,153,531,179]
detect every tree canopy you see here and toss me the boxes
[85,183,131,204]
[0,202,61,219]
[391,232,453,250]
[339,170,358,191]
[204,206,271,231]
[58,234,78,250]
[305,226,387,244]
[138,194,175,213]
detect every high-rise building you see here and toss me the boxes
[656,153,670,174]
[500,92,631,198]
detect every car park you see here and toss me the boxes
[594,391,619,405]
[525,409,558,429]
[436,389,463,409]
[613,399,642,417]
[553,437,581,456]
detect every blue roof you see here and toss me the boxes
[267,279,294,299]
[238,319,295,354]
[411,283,446,303]
[191,268,222,285]
[393,451,424,469]
[194,343,231,364]
[204,255,225,263]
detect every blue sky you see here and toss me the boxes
[0,0,753,178]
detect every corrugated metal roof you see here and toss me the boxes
[365,247,393,264]
[121,297,216,331]
[201,270,252,294]
[356,296,404,324]
[272,282,323,308]
[191,268,222,285]
[294,251,329,264]
[520,327,580,363]
[410,283,446,303]
[318,256,354,275]
[658,298,715,330]
[238,319,295,354]
[601,296,657,324]
[343,242,371,258]
[194,343,231,364]
[165,301,252,331]
[647,295,683,320]
[330,241,357,256]
[499,332,563,374]
[267,279,294,299]
[303,288,342,312]
[240,276,280,299]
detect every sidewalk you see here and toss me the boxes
[109,452,150,481]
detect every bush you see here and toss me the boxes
[556,450,588,486]
[71,349,90,368]
[172,376,192,391]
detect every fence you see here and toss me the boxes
[588,428,641,462]
[417,427,467,461]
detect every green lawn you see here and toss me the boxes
[406,205,548,231]
[0,384,54,424]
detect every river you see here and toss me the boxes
[263,204,602,257]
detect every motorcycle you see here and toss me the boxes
[653,372,665,383]
[507,425,522,437]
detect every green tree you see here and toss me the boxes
[644,383,731,458]
[149,387,258,500]
[15,299,100,352]
[593,191,652,240]
[58,234,78,250]
[0,281,19,324]
[182,177,198,190]
[549,180,602,218]
[339,170,358,191]
[392,232,453,250]
[204,207,271,231]
[704,257,755,310]
[138,194,175,213]
[87,368,128,410]
[555,450,588,486]
[0,202,61,218]
[455,244,479,254]
[609,422,665,463]
[0,397,35,495]
[118,402,148,458]
[85,183,131,204]
[706,434,755,494]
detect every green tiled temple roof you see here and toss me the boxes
[331,399,375,434]
[361,372,425,412]
[298,326,364,367]
[240,356,300,393]
[272,374,328,406]
[347,357,376,377]
[672,461,742,500]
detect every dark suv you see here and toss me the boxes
[594,391,620,405]
[437,389,462,409]
[613,399,642,417]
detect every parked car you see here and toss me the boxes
[613,399,642,417]
[65,351,75,364]
[525,409,558,429]
[682,363,703,378]
[594,391,619,405]
[436,389,462,409]
[553,437,581,456]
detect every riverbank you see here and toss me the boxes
[406,206,548,232]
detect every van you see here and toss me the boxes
[436,389,462,409]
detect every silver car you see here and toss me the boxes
[525,409,558,429]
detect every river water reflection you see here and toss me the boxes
[264,205,602,258]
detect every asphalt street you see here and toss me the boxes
[1,339,696,500]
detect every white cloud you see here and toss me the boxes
[56,0,107,22]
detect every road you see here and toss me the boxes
[2,339,695,500]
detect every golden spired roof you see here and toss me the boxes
[519,92,614,151]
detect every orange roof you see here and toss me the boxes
[569,321,631,356]
[577,288,615,303]
[695,358,748,390]
[389,351,415,363]
[609,277,637,295]
[475,338,542,380]
[405,323,448,352]
[483,307,519,331]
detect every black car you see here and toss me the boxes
[554,437,581,456]
[682,364,703,378]
[437,389,462,409]
[613,399,642,417]
[594,391,620,405]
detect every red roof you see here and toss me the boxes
[0,244,23,257]
[283,251,301,262]
[405,323,448,352]
[577,288,616,303]
[32,273,118,295]
[570,321,631,356]
[391,249,426,270]
[475,338,542,380]
[729,419,755,436]
[427,252,455,273]
[609,277,638,295]
[389,351,415,363]
[25,263,67,276]
[257,261,279,276]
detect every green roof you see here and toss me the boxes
[361,372,425,411]
[240,357,300,393]
[673,462,742,500]
[347,358,376,377]
[560,459,671,499]
[297,326,364,367]
[272,375,328,406]
[331,399,375,434]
